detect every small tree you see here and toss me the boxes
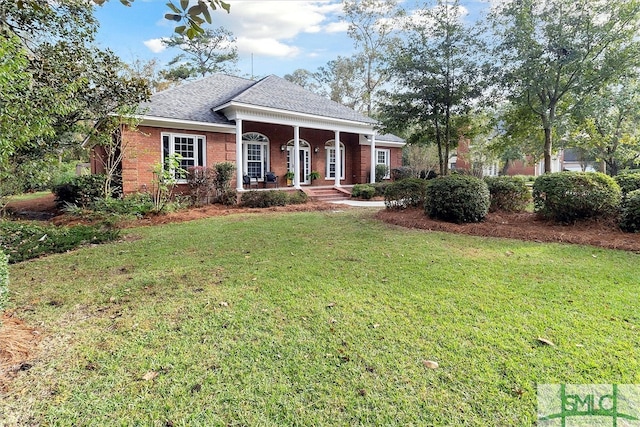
[85,107,144,199]
[151,154,186,212]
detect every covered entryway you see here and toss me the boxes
[286,140,311,185]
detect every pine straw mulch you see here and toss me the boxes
[375,208,640,253]
[0,314,42,393]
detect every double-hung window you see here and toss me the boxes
[162,133,205,181]
[376,148,390,179]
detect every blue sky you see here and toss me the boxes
[94,0,492,80]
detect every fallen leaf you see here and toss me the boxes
[142,371,158,381]
[422,360,439,369]
[537,337,555,346]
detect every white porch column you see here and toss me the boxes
[235,118,243,191]
[370,133,376,183]
[334,131,341,187]
[293,126,301,189]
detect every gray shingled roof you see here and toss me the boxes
[141,74,379,126]
[140,74,254,124]
[377,133,405,143]
[225,75,378,125]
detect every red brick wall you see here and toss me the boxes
[116,123,404,193]
[120,125,235,194]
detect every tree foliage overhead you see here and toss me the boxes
[569,74,640,175]
[1,0,150,179]
[160,27,238,83]
[342,0,401,116]
[7,0,230,39]
[492,0,640,173]
[381,0,488,175]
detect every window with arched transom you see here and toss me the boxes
[243,132,270,180]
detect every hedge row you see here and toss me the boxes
[240,190,308,208]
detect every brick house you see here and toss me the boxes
[91,74,404,194]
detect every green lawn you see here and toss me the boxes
[7,191,51,202]
[3,209,639,425]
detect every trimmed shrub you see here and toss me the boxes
[391,166,414,181]
[351,184,376,200]
[384,178,429,210]
[372,182,391,197]
[0,250,8,315]
[92,193,155,218]
[484,176,531,213]
[425,175,490,223]
[533,172,621,223]
[287,191,308,205]
[375,164,389,182]
[619,189,640,233]
[52,174,108,208]
[240,190,288,208]
[614,172,640,197]
[187,166,215,206]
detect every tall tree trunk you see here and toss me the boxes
[543,127,553,174]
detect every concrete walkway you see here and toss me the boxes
[329,199,385,207]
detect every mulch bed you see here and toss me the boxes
[0,314,42,393]
[375,208,640,252]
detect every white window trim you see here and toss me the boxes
[325,140,345,180]
[161,132,206,183]
[376,148,391,180]
[242,132,270,181]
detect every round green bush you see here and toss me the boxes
[484,176,531,213]
[372,182,391,197]
[533,172,621,223]
[619,189,640,233]
[351,184,376,200]
[287,191,308,205]
[424,175,490,223]
[614,172,640,196]
[52,174,109,208]
[384,178,429,210]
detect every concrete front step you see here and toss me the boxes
[306,187,352,202]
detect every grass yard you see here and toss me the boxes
[2,209,639,425]
[7,191,51,202]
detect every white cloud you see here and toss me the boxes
[225,0,343,57]
[325,21,349,33]
[237,37,301,58]
[143,38,167,53]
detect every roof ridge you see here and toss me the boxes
[151,73,253,98]
[211,74,268,109]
